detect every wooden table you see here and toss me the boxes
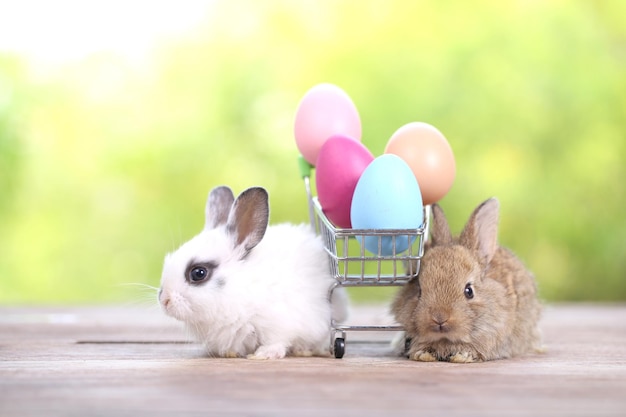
[1,304,625,416]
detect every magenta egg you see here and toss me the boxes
[315,135,374,228]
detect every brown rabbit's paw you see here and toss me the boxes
[410,349,438,362]
[449,351,480,363]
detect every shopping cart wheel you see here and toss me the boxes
[334,338,345,359]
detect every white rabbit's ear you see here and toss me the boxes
[205,186,235,230]
[459,198,500,267]
[226,187,269,254]
[429,204,453,246]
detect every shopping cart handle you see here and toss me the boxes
[298,155,314,179]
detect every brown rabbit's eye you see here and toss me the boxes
[464,283,474,299]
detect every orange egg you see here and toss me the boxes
[384,122,455,205]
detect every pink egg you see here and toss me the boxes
[384,122,456,205]
[315,135,374,228]
[294,84,362,165]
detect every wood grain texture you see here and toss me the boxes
[1,304,625,417]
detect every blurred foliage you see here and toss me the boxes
[0,0,624,304]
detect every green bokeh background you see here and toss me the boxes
[0,1,624,304]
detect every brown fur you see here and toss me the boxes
[392,198,542,363]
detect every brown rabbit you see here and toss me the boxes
[392,198,542,363]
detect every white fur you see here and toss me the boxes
[160,222,348,359]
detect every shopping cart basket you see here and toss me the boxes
[299,157,429,358]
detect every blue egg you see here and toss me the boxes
[350,154,424,255]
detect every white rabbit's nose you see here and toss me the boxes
[158,288,170,307]
[158,289,191,321]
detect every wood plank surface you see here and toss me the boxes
[1,304,625,417]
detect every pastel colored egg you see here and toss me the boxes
[384,122,455,205]
[315,135,374,228]
[294,83,362,165]
[350,154,424,255]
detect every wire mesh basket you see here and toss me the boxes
[299,157,428,358]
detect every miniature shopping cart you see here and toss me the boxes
[299,157,429,358]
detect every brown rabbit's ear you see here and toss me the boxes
[226,187,269,254]
[459,198,500,267]
[205,186,235,230]
[429,204,453,246]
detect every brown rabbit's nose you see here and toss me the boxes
[431,313,450,332]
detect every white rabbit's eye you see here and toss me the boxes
[186,262,216,285]
[464,283,474,299]
[190,267,207,282]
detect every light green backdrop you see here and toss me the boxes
[0,1,624,303]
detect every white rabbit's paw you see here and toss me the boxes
[449,351,479,363]
[247,344,287,360]
[223,351,240,358]
[410,349,437,362]
[291,347,330,358]
[292,349,314,357]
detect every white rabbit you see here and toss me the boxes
[159,185,348,359]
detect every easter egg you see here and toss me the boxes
[294,83,362,165]
[350,154,424,255]
[316,135,374,228]
[384,122,455,205]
